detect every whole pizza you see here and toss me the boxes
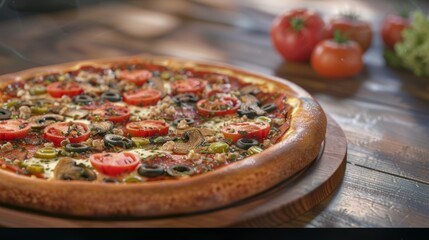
[0,56,326,217]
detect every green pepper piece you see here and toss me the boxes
[3,100,19,109]
[209,142,229,153]
[35,147,58,159]
[31,106,49,114]
[248,146,263,155]
[30,85,46,95]
[160,71,171,80]
[27,164,45,174]
[255,116,272,124]
[123,175,143,183]
[131,137,150,147]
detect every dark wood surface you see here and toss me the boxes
[0,116,346,227]
[0,0,428,227]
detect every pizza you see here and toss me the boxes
[0,56,326,217]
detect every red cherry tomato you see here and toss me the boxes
[222,121,270,143]
[125,120,169,137]
[0,119,31,141]
[90,152,140,176]
[119,69,153,86]
[123,88,162,106]
[271,8,325,62]
[196,96,240,117]
[381,14,410,49]
[326,15,373,52]
[46,81,83,98]
[170,78,206,96]
[311,39,363,78]
[43,121,90,147]
[89,104,130,123]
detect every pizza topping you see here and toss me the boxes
[239,94,265,118]
[247,145,263,155]
[208,141,229,153]
[90,104,130,123]
[173,118,194,129]
[196,96,240,117]
[261,103,277,113]
[65,143,90,153]
[137,163,165,178]
[34,147,58,159]
[125,120,169,138]
[171,78,206,96]
[72,94,93,105]
[166,164,195,177]
[222,121,270,143]
[89,152,140,177]
[54,157,96,181]
[160,140,175,151]
[63,108,89,120]
[119,69,152,86]
[239,85,261,95]
[43,121,90,147]
[0,119,31,141]
[101,91,122,102]
[236,138,259,150]
[173,129,205,154]
[0,142,13,152]
[0,109,11,120]
[46,81,83,98]
[90,121,114,135]
[29,114,65,129]
[172,93,199,105]
[123,88,162,106]
[18,106,31,119]
[104,134,133,149]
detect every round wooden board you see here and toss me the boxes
[0,115,346,227]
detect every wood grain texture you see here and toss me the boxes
[0,0,428,227]
[0,116,346,227]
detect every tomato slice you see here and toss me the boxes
[0,159,44,178]
[89,104,130,123]
[46,81,83,98]
[170,78,206,96]
[119,69,152,86]
[196,96,240,117]
[0,119,31,141]
[43,121,90,147]
[90,152,140,176]
[123,88,162,106]
[222,121,270,143]
[125,120,169,137]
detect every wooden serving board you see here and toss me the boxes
[0,115,346,227]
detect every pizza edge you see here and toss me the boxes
[0,55,327,217]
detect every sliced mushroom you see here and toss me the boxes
[28,114,65,129]
[238,94,265,118]
[91,121,114,135]
[239,85,261,95]
[64,108,89,119]
[149,77,166,97]
[173,129,205,154]
[53,157,96,181]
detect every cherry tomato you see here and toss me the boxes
[0,119,31,141]
[196,96,240,117]
[43,121,90,147]
[326,14,373,52]
[311,39,363,78]
[46,81,83,98]
[222,121,270,143]
[125,120,169,137]
[118,69,153,86]
[170,78,206,96]
[271,8,325,62]
[89,104,130,123]
[123,88,162,106]
[381,14,410,49]
[90,152,140,176]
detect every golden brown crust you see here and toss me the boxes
[0,55,327,217]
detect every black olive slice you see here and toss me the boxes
[73,94,93,105]
[172,93,199,104]
[261,103,277,113]
[101,91,122,102]
[237,109,256,119]
[65,143,90,153]
[104,134,133,149]
[166,164,195,177]
[236,138,259,150]
[102,178,120,183]
[138,164,165,178]
[0,109,11,120]
[172,118,195,126]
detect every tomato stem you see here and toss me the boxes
[290,17,305,31]
[333,29,348,44]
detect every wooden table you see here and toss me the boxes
[0,0,428,227]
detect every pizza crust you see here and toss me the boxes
[0,55,326,217]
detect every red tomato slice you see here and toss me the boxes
[170,78,206,96]
[43,121,90,147]
[125,120,169,137]
[222,121,270,143]
[0,159,44,178]
[0,119,31,141]
[196,96,240,117]
[119,69,152,85]
[90,152,140,176]
[89,104,130,123]
[46,81,83,98]
[123,88,162,106]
